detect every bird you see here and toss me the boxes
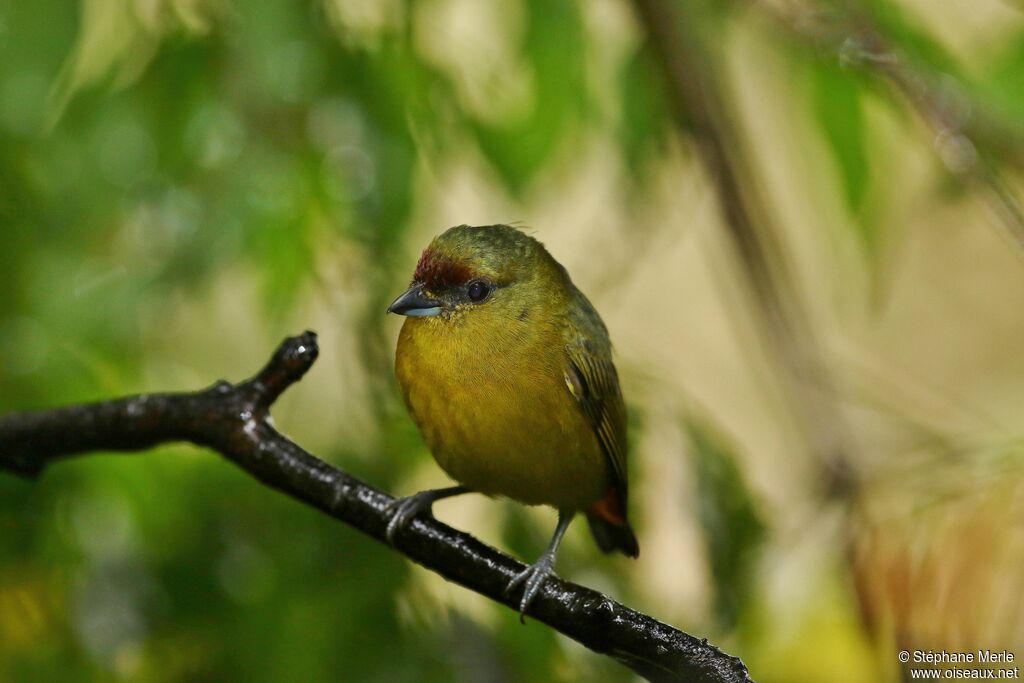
[386,224,638,615]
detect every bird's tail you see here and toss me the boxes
[585,489,639,558]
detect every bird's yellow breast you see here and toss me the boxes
[395,311,609,511]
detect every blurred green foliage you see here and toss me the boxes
[687,420,765,632]
[808,64,872,248]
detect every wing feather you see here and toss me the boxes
[564,338,628,499]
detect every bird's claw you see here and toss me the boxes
[505,553,556,618]
[384,486,472,544]
[385,494,433,544]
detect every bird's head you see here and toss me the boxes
[388,224,564,323]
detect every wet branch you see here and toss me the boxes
[0,331,753,683]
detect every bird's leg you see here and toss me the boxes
[506,509,574,617]
[385,485,472,543]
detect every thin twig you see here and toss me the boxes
[0,331,754,683]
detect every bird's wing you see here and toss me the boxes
[563,333,629,499]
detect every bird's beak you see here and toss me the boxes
[387,284,443,317]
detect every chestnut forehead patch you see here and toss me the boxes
[414,249,475,288]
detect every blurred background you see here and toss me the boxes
[1,0,1023,681]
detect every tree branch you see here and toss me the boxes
[0,331,753,683]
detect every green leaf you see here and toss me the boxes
[979,32,1024,127]
[472,0,588,194]
[809,63,873,241]
[687,418,766,630]
[618,44,672,175]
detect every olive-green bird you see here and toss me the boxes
[386,224,638,615]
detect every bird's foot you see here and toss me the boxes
[385,493,437,544]
[384,486,471,544]
[505,551,557,619]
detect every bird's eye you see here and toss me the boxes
[467,280,491,303]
